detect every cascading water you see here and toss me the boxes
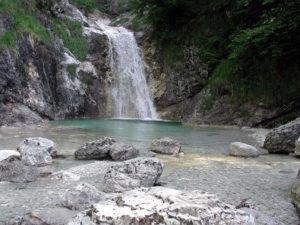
[96,21,159,120]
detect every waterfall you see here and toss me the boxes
[96,21,159,120]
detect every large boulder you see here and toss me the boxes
[295,137,300,157]
[291,170,300,216]
[229,142,260,158]
[61,183,108,210]
[150,137,182,155]
[75,137,115,160]
[17,137,56,166]
[0,158,39,183]
[264,118,300,154]
[104,157,163,192]
[68,187,255,225]
[109,143,139,161]
[0,150,21,162]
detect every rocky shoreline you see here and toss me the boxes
[0,118,299,224]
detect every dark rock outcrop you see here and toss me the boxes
[74,137,115,160]
[109,143,139,161]
[264,118,300,154]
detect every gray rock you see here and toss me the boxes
[104,157,163,192]
[0,150,21,162]
[150,137,182,155]
[291,170,300,216]
[68,187,255,225]
[109,143,139,161]
[61,183,107,210]
[229,142,260,158]
[264,118,300,154]
[295,137,300,157]
[74,137,115,160]
[241,208,284,225]
[8,208,77,225]
[17,138,54,166]
[0,158,38,183]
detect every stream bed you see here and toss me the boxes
[0,119,299,224]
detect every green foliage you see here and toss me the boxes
[0,0,50,48]
[67,64,78,78]
[130,0,300,105]
[0,31,15,48]
[70,0,97,12]
[51,18,88,61]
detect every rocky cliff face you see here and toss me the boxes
[0,0,113,126]
[138,28,299,127]
[0,0,298,127]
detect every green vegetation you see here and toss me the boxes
[0,0,87,60]
[0,0,50,48]
[130,0,300,105]
[51,18,88,60]
[67,64,78,78]
[70,0,97,12]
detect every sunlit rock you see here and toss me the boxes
[0,150,21,162]
[17,137,56,166]
[68,187,255,225]
[229,142,259,158]
[150,137,182,156]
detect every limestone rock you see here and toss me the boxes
[68,187,255,225]
[61,183,107,210]
[104,157,163,192]
[8,208,77,225]
[150,137,182,155]
[264,118,300,154]
[0,158,38,183]
[229,142,260,158]
[0,150,21,162]
[75,137,115,160]
[291,170,300,216]
[295,137,300,157]
[17,137,55,166]
[109,143,139,161]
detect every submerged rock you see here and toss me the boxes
[75,137,115,160]
[229,142,259,158]
[68,187,255,225]
[264,118,300,154]
[150,137,182,155]
[109,143,139,161]
[0,150,21,162]
[241,208,284,225]
[104,157,163,192]
[61,183,108,210]
[17,137,56,166]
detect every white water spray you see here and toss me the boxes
[96,21,158,120]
